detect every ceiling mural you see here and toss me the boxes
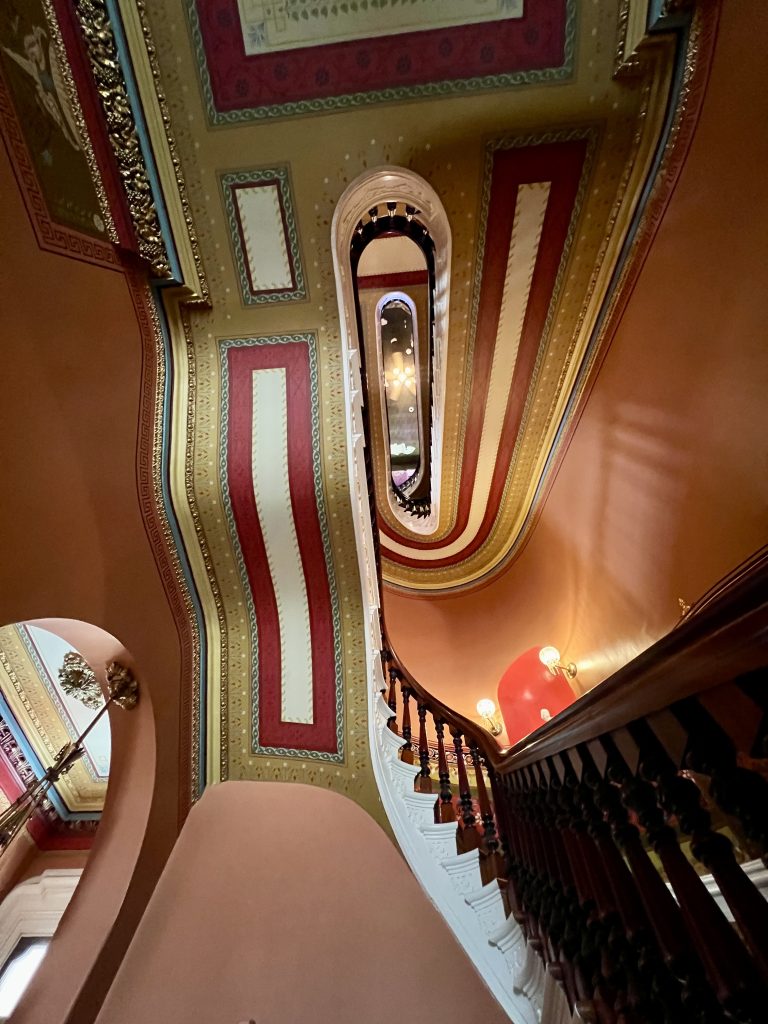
[0,625,108,817]
[235,0,525,55]
[0,0,699,801]
[44,0,689,801]
[187,0,573,121]
[0,0,113,241]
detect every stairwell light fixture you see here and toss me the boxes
[476,698,503,737]
[538,645,577,681]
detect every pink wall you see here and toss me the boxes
[95,782,508,1024]
[0,133,183,1020]
[385,0,768,731]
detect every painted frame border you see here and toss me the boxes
[221,166,307,305]
[219,333,345,763]
[186,0,577,124]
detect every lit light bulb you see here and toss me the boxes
[380,318,388,326]
[539,646,561,669]
[476,698,496,718]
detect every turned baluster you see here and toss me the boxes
[645,744,768,988]
[578,751,669,1023]
[386,665,398,733]
[469,742,504,882]
[557,762,615,1022]
[604,757,723,1024]
[451,729,480,852]
[495,774,526,923]
[583,749,701,1024]
[621,722,765,1023]
[415,703,433,793]
[400,684,414,764]
[434,719,456,824]
[674,694,768,856]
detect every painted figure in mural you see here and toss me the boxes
[2,24,81,154]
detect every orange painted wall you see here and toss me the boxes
[95,781,509,1024]
[0,139,184,1017]
[385,1,768,733]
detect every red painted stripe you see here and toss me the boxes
[381,139,588,567]
[226,342,338,754]
[196,0,568,113]
[358,270,429,290]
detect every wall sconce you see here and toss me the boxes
[476,698,503,736]
[538,646,577,681]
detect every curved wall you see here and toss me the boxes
[95,782,508,1024]
[384,0,768,733]
[0,138,184,1022]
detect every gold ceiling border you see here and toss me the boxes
[382,46,672,589]
[128,275,203,817]
[73,0,171,277]
[485,3,718,588]
[121,0,210,302]
[384,2,717,592]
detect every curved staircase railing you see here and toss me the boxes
[376,549,768,1024]
[339,192,768,1022]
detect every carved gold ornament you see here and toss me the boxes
[58,651,103,709]
[73,0,171,277]
[106,661,139,710]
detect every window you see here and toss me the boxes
[0,937,49,1019]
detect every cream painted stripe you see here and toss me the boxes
[382,181,551,560]
[251,368,314,724]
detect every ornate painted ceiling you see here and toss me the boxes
[0,0,706,805]
[0,624,107,821]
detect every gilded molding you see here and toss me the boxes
[127,275,202,811]
[73,0,171,277]
[614,0,647,79]
[133,0,209,302]
[179,308,230,782]
[58,652,101,710]
[41,0,118,243]
[485,1,720,587]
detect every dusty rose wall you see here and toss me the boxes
[0,137,184,1021]
[384,1,768,731]
[95,781,507,1024]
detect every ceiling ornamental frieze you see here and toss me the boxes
[186,0,574,123]
[125,0,702,803]
[220,166,306,304]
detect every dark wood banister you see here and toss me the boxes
[384,544,768,777]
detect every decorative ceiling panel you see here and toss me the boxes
[236,0,524,55]
[376,133,592,586]
[221,166,306,304]
[187,0,573,122]
[221,335,343,759]
[0,625,107,816]
[136,0,680,793]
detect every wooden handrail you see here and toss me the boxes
[384,543,768,779]
[494,545,768,773]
